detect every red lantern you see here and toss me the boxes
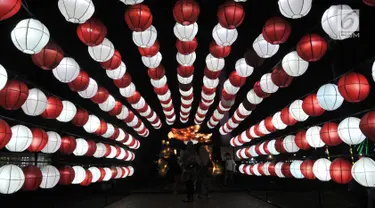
[114,146,121,158]
[59,166,75,185]
[113,73,132,88]
[297,34,327,62]
[95,120,108,136]
[360,111,375,141]
[254,143,263,155]
[173,0,200,25]
[124,4,153,32]
[177,65,194,77]
[154,85,169,95]
[204,67,221,79]
[254,124,265,137]
[209,41,231,58]
[72,108,89,127]
[77,18,107,46]
[271,66,293,88]
[275,138,286,153]
[31,41,64,70]
[263,141,271,155]
[295,130,310,150]
[40,96,63,119]
[302,93,325,116]
[60,136,77,155]
[281,163,293,178]
[0,80,29,110]
[103,144,111,157]
[100,50,122,70]
[80,170,93,186]
[127,91,141,104]
[364,0,375,6]
[0,119,12,149]
[109,101,123,116]
[337,72,370,103]
[280,106,297,126]
[68,70,90,91]
[27,128,48,152]
[258,163,265,175]
[176,38,197,55]
[22,165,42,191]
[253,81,270,98]
[300,160,316,180]
[262,16,291,44]
[330,158,353,184]
[268,162,277,176]
[229,71,246,87]
[264,116,276,133]
[217,1,244,29]
[222,89,236,100]
[110,128,120,140]
[111,167,118,179]
[202,86,216,95]
[320,122,342,146]
[139,40,160,57]
[0,0,21,21]
[98,168,106,182]
[85,140,97,156]
[91,87,109,104]
[148,66,165,79]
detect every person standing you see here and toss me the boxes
[224,152,236,186]
[166,153,181,194]
[196,145,211,199]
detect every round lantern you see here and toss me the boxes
[21,88,48,116]
[224,80,240,94]
[351,157,375,187]
[330,158,352,184]
[72,108,89,127]
[235,58,253,77]
[88,167,100,183]
[302,93,325,116]
[212,23,238,46]
[52,57,80,83]
[31,41,64,70]
[360,111,375,141]
[217,1,244,29]
[295,130,310,150]
[77,18,107,46]
[80,170,92,186]
[95,120,108,136]
[103,168,112,181]
[320,122,342,146]
[119,83,136,97]
[0,164,24,194]
[173,0,200,25]
[0,65,7,91]
[88,38,114,62]
[267,139,279,155]
[40,165,60,189]
[125,4,152,32]
[41,131,61,154]
[11,18,50,54]
[0,119,11,149]
[27,128,48,152]
[271,66,293,88]
[139,40,159,57]
[102,123,115,138]
[85,140,96,156]
[107,62,127,80]
[73,138,89,156]
[132,25,157,48]
[290,160,304,179]
[177,52,196,66]
[247,89,263,105]
[278,0,312,19]
[206,54,225,72]
[68,70,90,92]
[173,22,198,41]
[301,160,316,180]
[280,106,297,126]
[22,165,42,191]
[176,38,197,55]
[148,66,165,79]
[83,115,100,133]
[338,117,366,145]
[260,73,279,93]
[93,143,106,158]
[289,100,309,122]
[338,72,370,103]
[272,112,287,130]
[312,158,331,181]
[56,101,77,122]
[142,52,162,68]
[210,41,231,58]
[58,0,95,23]
[40,96,63,119]
[59,166,75,185]
[0,80,29,110]
[306,126,325,148]
[275,162,285,178]
[113,73,132,89]
[98,95,115,112]
[0,0,21,21]
[317,84,344,111]
[283,135,300,153]
[253,34,279,58]
[321,5,359,40]
[78,78,98,99]
[72,166,86,184]
[60,136,76,155]
[282,51,309,77]
[262,16,291,44]
[297,34,327,62]
[6,125,32,152]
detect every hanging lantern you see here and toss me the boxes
[177,65,194,77]
[306,126,325,148]
[58,0,95,23]
[59,165,75,186]
[351,157,375,187]
[139,40,159,57]
[27,128,48,152]
[330,158,352,184]
[72,166,86,184]
[88,167,100,183]
[283,135,300,153]
[85,140,96,156]
[206,54,225,72]
[133,25,157,48]
[320,122,342,146]
[125,4,153,32]
[271,66,293,88]
[88,38,115,62]
[317,84,344,111]
[272,112,287,130]
[173,0,200,25]
[40,96,63,119]
[22,165,42,191]
[73,138,89,156]
[337,72,370,103]
[68,70,90,92]
[0,80,29,110]
[260,73,279,93]
[60,136,76,155]
[41,131,61,154]
[93,143,106,158]
[83,115,101,133]
[80,170,92,186]
[0,119,12,149]
[253,34,279,58]
[262,16,291,44]
[56,101,77,123]
[289,100,309,122]
[71,108,89,127]
[301,160,316,180]
[278,0,312,19]
[78,78,98,99]
[109,101,123,116]
[338,117,366,145]
[217,1,244,29]
[282,51,309,77]
[275,162,285,178]
[280,106,297,126]
[40,165,60,189]
[98,95,116,112]
[77,18,107,46]
[313,158,331,181]
[297,34,327,62]
[0,64,7,91]
[360,111,375,141]
[295,130,310,150]
[247,89,263,105]
[302,93,325,116]
[119,83,136,97]
[52,57,80,83]
[177,52,196,66]
[176,38,197,55]
[210,41,231,58]
[106,62,127,80]
[0,0,21,21]
[173,22,198,41]
[212,23,238,46]
[290,160,304,179]
[142,52,162,68]
[0,164,24,194]
[101,50,122,70]
[32,41,64,70]
[21,88,48,116]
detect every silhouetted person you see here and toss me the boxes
[167,153,181,194]
[180,141,201,202]
[224,152,236,186]
[196,145,211,199]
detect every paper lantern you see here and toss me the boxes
[253,34,279,58]
[139,40,159,57]
[27,128,48,152]
[173,22,198,41]
[22,165,42,191]
[93,143,106,158]
[68,70,90,92]
[351,157,375,187]
[338,117,366,145]
[0,165,24,194]
[320,122,342,146]
[119,83,136,97]
[206,54,225,72]
[271,66,293,88]
[32,41,64,70]
[11,18,50,54]
[360,111,375,141]
[76,18,107,46]
[142,52,162,68]
[176,52,195,66]
[98,95,115,112]
[73,138,89,156]
[58,0,94,23]
[52,57,80,83]
[0,80,29,110]
[0,0,21,21]
[125,4,152,32]
[272,112,287,130]
[210,41,231,58]
[275,162,285,178]
[94,120,108,136]
[262,16,291,44]
[313,158,331,181]
[148,66,165,80]
[223,80,240,95]
[283,135,299,153]
[78,78,98,99]
[280,106,297,126]
[282,51,309,77]
[113,73,132,89]
[85,140,96,156]
[60,136,76,155]
[260,73,279,93]
[0,65,7,91]
[173,0,200,25]
[40,165,60,189]
[212,23,238,46]
[176,38,197,55]
[56,101,77,122]
[21,88,47,116]
[321,5,359,40]
[278,0,312,19]
[88,167,100,183]
[72,108,89,127]
[59,166,75,185]
[72,166,86,184]
[91,87,109,104]
[246,89,262,105]
[301,160,316,180]
[267,140,279,155]
[41,131,61,154]
[217,1,244,29]
[6,125,32,152]
[235,58,253,78]
[254,81,270,99]
[306,126,325,148]
[302,93,325,116]
[103,168,112,181]
[330,158,352,184]
[88,38,114,62]
[289,100,309,122]
[290,160,304,179]
[83,115,100,133]
[132,25,157,48]
[295,130,310,150]
[0,119,11,149]
[80,170,92,186]
[337,72,370,103]
[317,84,344,111]
[120,0,144,5]
[297,34,327,62]
[40,96,63,119]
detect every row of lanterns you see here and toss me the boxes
[0,164,134,194]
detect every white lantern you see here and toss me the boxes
[56,100,77,122]
[206,54,225,72]
[268,139,280,155]
[142,52,162,68]
[88,38,114,62]
[72,166,86,184]
[253,164,261,176]
[73,138,89,156]
[115,128,125,141]
[120,0,144,5]
[21,88,48,116]
[116,148,126,160]
[115,167,123,179]
[93,143,106,158]
[258,143,267,155]
[132,25,157,48]
[238,164,245,174]
[0,64,8,91]
[321,5,359,40]
[83,115,100,133]
[102,123,115,138]
[177,75,193,84]
[52,57,80,83]
[249,145,258,157]
[259,120,270,135]
[240,131,251,143]
[103,168,112,181]
[58,0,95,23]
[119,83,136,97]
[247,89,263,104]
[128,166,135,176]
[106,146,117,158]
[11,18,50,54]
[313,158,331,181]
[0,165,24,194]
[203,76,219,89]
[275,162,285,178]
[289,100,309,122]
[98,95,115,112]
[176,52,196,66]
[238,103,252,116]
[263,162,271,176]
[351,157,375,187]
[132,98,145,109]
[278,0,312,19]
[212,23,238,46]
[306,126,325,148]
[338,117,366,145]
[283,135,300,153]
[78,78,98,99]
[290,160,304,179]
[253,34,279,58]
[151,76,167,88]
[173,22,198,41]
[224,80,240,95]
[317,84,344,111]
[235,58,254,77]
[244,165,252,175]
[282,51,309,77]
[6,125,32,152]
[272,112,287,130]
[372,61,375,82]
[260,73,279,93]
[40,165,60,189]
[116,106,129,120]
[88,167,100,183]
[41,131,61,154]
[106,62,126,80]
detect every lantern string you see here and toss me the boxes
[21,2,35,18]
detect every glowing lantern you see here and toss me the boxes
[80,170,92,186]
[132,25,157,48]
[177,52,196,66]
[0,165,24,194]
[247,89,263,105]
[302,93,325,117]
[98,95,116,112]
[317,84,344,111]
[235,58,253,77]
[142,52,162,68]
[0,80,29,110]
[59,166,75,185]
[313,158,331,181]
[6,125,32,152]
[93,143,106,158]
[176,38,197,55]
[0,119,12,149]
[21,88,48,116]
[289,100,309,122]
[290,160,304,179]
[320,122,342,146]
[306,126,325,148]
[125,4,152,32]
[262,16,291,44]
[78,78,98,99]
[52,57,80,83]
[83,115,100,133]
[260,73,279,93]
[360,111,375,141]
[0,0,21,21]
[0,64,7,91]
[297,34,327,62]
[88,167,100,183]
[337,72,370,103]
[280,106,297,126]
[282,51,309,77]
[173,22,198,41]
[56,101,77,122]
[275,162,285,178]
[73,138,89,156]
[272,112,287,130]
[351,157,375,187]
[68,70,90,92]
[77,18,107,46]
[40,165,60,189]
[41,131,61,154]
[212,23,238,46]
[88,38,114,62]
[139,41,159,57]
[253,34,279,58]
[338,117,366,145]
[32,41,64,70]
[58,0,95,23]
[210,41,231,58]
[27,128,48,152]
[72,108,89,127]
[72,166,86,184]
[206,54,225,72]
[295,130,310,150]
[22,165,42,191]
[103,168,112,181]
[173,0,200,25]
[301,160,316,180]
[106,62,127,80]
[40,96,63,119]
[59,136,76,155]
[271,66,293,88]
[217,1,244,29]
[330,158,352,184]
[283,135,299,153]
[278,0,312,19]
